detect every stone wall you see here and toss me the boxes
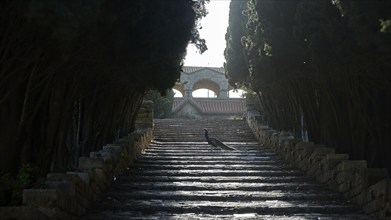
[0,101,154,219]
[246,110,391,219]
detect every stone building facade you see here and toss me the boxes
[172,66,245,118]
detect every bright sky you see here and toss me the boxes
[179,0,244,98]
[183,0,231,67]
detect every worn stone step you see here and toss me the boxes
[150,141,261,145]
[142,152,276,157]
[145,147,265,152]
[105,190,345,202]
[83,118,372,219]
[146,146,264,151]
[84,212,374,220]
[133,164,294,171]
[145,149,265,154]
[135,159,284,166]
[109,181,325,191]
[89,199,358,215]
[117,175,312,183]
[137,155,280,161]
[147,143,262,148]
[129,169,303,177]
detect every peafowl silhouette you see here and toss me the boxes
[203,128,236,150]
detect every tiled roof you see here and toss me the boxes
[172,98,246,115]
[182,66,225,74]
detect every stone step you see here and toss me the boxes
[135,159,285,166]
[105,190,344,202]
[116,175,312,183]
[146,145,264,151]
[85,212,374,220]
[88,199,358,215]
[142,152,276,157]
[153,138,257,142]
[145,148,265,153]
[83,118,372,219]
[136,156,281,162]
[133,164,295,171]
[108,181,325,191]
[127,169,304,177]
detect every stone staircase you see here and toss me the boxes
[83,118,374,219]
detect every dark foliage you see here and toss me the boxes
[0,0,207,205]
[144,90,175,119]
[225,0,391,174]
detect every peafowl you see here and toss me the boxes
[203,128,235,150]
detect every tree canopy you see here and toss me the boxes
[0,0,207,187]
[225,0,391,173]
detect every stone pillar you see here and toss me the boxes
[184,89,193,98]
[219,89,228,99]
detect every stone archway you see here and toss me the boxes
[180,66,229,98]
[172,66,246,118]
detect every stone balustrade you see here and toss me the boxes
[0,101,154,219]
[245,110,390,219]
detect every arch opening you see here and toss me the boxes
[192,79,220,97]
[172,89,183,98]
[192,89,217,98]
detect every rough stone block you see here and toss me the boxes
[0,206,50,220]
[360,179,391,217]
[45,181,76,197]
[93,168,110,189]
[79,157,104,170]
[297,145,316,171]
[47,173,86,189]
[89,151,101,158]
[66,172,90,186]
[336,175,357,193]
[344,168,389,199]
[363,168,389,187]
[336,160,367,172]
[368,179,390,201]
[326,171,339,189]
[98,150,113,166]
[292,142,314,165]
[319,154,350,173]
[22,189,83,215]
[23,189,62,207]
[336,171,356,185]
[276,135,294,153]
[282,139,301,162]
[363,197,384,214]
[307,147,335,176]
[117,137,130,148]
[318,170,334,184]
[378,202,391,219]
[351,191,368,207]
[37,207,77,220]
[102,145,122,163]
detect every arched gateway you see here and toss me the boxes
[172,66,245,118]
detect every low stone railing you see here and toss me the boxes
[0,101,154,219]
[246,110,390,219]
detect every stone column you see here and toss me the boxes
[219,89,228,99]
[184,89,193,98]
